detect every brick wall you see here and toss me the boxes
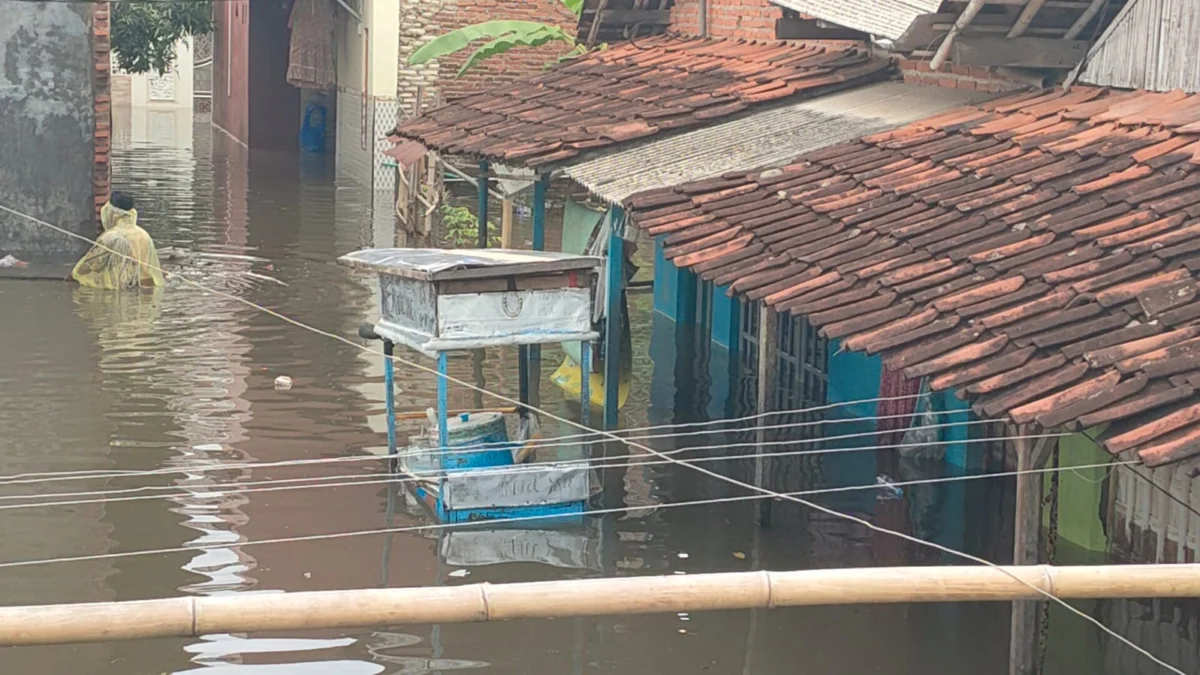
[397,0,578,114]
[669,0,780,40]
[92,2,112,229]
[897,57,1028,93]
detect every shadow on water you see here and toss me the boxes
[0,110,1196,674]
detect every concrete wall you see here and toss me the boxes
[248,0,300,151]
[118,38,195,109]
[213,0,250,145]
[213,0,299,150]
[0,1,100,265]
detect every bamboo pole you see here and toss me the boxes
[5,565,1200,646]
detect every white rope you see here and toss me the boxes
[0,431,1071,511]
[0,404,978,486]
[0,414,995,488]
[0,459,1137,567]
[5,204,1181,674]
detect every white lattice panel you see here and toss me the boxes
[373,97,400,193]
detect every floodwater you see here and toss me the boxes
[0,112,1193,675]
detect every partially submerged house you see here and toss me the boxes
[387,0,1200,670]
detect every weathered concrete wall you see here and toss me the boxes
[0,1,98,265]
[213,0,250,145]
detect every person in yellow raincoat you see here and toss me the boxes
[70,192,164,289]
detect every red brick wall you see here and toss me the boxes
[898,57,1029,93]
[669,0,780,40]
[91,2,112,229]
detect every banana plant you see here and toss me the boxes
[408,0,598,77]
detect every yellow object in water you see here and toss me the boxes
[551,355,631,409]
[71,202,164,289]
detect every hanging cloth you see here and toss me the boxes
[287,0,337,91]
[875,367,922,448]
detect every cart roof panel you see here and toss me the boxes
[339,248,601,281]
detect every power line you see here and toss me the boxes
[2,203,1182,675]
[0,459,1139,564]
[0,413,1000,487]
[0,430,1074,511]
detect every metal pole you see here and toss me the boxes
[436,352,450,451]
[477,160,490,249]
[580,341,592,428]
[755,306,777,527]
[384,339,398,472]
[603,208,624,430]
[518,346,530,405]
[530,173,549,404]
[532,174,548,252]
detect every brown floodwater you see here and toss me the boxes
[0,112,1192,674]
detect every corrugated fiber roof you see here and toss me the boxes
[625,87,1200,470]
[770,0,942,41]
[563,82,990,204]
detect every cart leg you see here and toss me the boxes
[518,345,530,405]
[603,207,624,430]
[529,174,549,407]
[384,340,398,473]
[580,341,592,428]
[436,351,450,451]
[477,160,490,249]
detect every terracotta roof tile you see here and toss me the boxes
[627,87,1200,468]
[394,36,887,166]
[929,345,1036,391]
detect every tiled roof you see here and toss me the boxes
[625,87,1200,469]
[392,35,889,168]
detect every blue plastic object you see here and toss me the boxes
[299,103,327,153]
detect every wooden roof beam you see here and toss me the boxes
[1064,0,1107,39]
[1008,0,1048,37]
[931,0,988,71]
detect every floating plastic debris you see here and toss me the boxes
[274,376,293,391]
[875,475,904,500]
[0,254,27,268]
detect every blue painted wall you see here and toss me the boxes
[711,285,738,351]
[822,340,884,513]
[652,237,696,323]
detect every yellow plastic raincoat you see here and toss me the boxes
[71,202,164,289]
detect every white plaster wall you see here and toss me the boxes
[126,38,194,108]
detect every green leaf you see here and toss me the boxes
[560,0,585,18]
[111,1,212,74]
[408,20,554,65]
[456,26,576,76]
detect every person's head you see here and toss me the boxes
[110,192,134,212]
[100,192,136,230]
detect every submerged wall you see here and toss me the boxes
[0,1,103,265]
